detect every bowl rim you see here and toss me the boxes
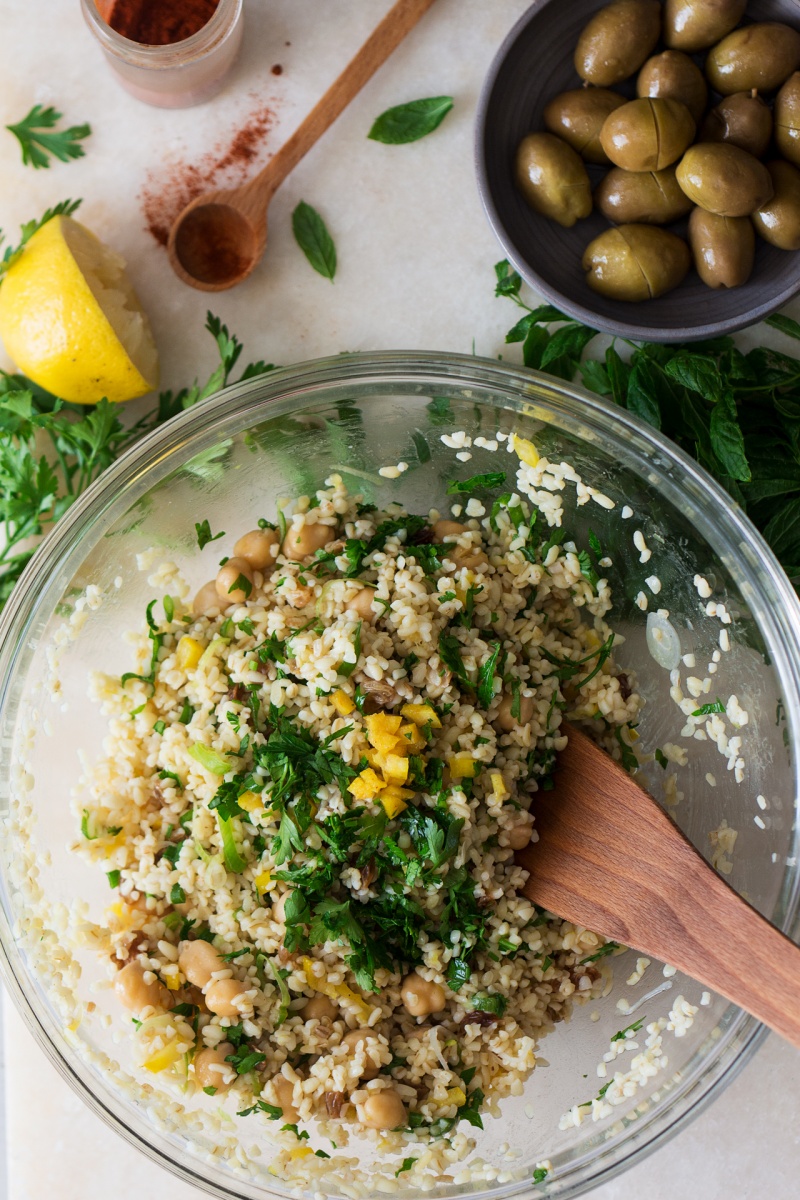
[473,0,800,344]
[0,348,798,1199]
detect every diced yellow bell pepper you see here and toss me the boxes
[301,957,373,1022]
[176,635,204,671]
[450,753,479,780]
[238,791,262,813]
[365,712,404,754]
[380,791,408,819]
[512,433,540,468]
[290,1146,313,1160]
[162,964,182,991]
[254,869,272,896]
[401,703,442,729]
[331,689,355,716]
[446,1086,467,1107]
[143,1040,183,1073]
[490,771,509,801]
[382,753,409,785]
[398,722,426,751]
[348,767,385,801]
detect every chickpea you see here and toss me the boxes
[193,1042,235,1093]
[193,580,224,617]
[233,528,280,571]
[114,963,171,1013]
[433,519,467,540]
[302,994,338,1022]
[215,557,254,605]
[449,544,488,570]
[340,1028,380,1079]
[272,1074,299,1122]
[400,971,447,1017]
[496,691,535,732]
[507,822,533,851]
[282,521,334,559]
[179,939,224,988]
[205,977,249,1017]
[346,587,377,619]
[361,1089,406,1130]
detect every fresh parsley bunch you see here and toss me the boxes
[495,260,800,586]
[0,299,274,609]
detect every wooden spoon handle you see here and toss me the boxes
[519,728,800,1047]
[242,0,439,207]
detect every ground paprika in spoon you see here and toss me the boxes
[106,0,219,46]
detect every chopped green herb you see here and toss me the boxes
[106,869,120,889]
[533,1167,549,1184]
[446,471,506,494]
[446,957,471,990]
[195,519,225,550]
[338,620,362,677]
[228,572,252,599]
[153,719,166,735]
[471,992,507,1017]
[655,747,668,769]
[692,699,726,716]
[611,1018,645,1042]
[225,1044,267,1074]
[580,941,620,964]
[237,1100,283,1119]
[179,701,194,725]
[202,1085,217,1095]
[395,1158,417,1177]
[170,883,186,905]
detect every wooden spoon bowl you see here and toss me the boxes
[517,727,800,1046]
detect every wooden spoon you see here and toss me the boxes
[167,0,439,291]
[517,727,800,1047]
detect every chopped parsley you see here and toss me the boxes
[611,1018,645,1042]
[195,519,225,549]
[446,471,506,494]
[237,1100,283,1119]
[580,941,620,964]
[692,699,726,716]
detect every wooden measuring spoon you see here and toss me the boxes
[517,726,800,1047]
[167,0,439,291]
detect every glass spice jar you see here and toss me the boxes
[81,0,244,109]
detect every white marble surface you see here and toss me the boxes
[2,0,800,1197]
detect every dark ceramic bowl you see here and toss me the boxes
[476,0,800,342]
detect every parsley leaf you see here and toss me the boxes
[6,105,91,169]
[195,519,225,549]
[692,699,726,716]
[446,471,506,494]
[580,941,620,964]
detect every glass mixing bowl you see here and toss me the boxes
[0,351,798,1199]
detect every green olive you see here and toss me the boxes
[676,143,774,216]
[600,98,696,172]
[574,0,661,87]
[663,0,746,53]
[595,166,693,224]
[752,161,800,250]
[543,88,627,164]
[636,51,708,123]
[699,92,772,159]
[687,208,755,288]
[515,133,593,227]
[775,73,800,168]
[706,24,800,95]
[583,225,690,301]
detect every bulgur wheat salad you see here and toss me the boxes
[76,435,641,1180]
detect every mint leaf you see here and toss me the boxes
[292,201,336,281]
[368,96,453,144]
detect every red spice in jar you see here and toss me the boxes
[107,0,220,46]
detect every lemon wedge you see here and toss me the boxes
[0,215,158,404]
